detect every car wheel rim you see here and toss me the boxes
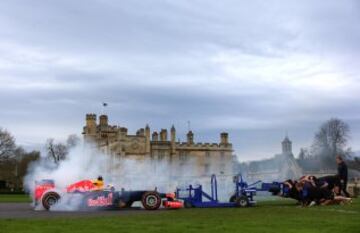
[146,195,157,206]
[47,197,57,206]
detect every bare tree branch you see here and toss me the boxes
[311,118,351,168]
[45,137,72,164]
[66,134,80,149]
[0,128,16,161]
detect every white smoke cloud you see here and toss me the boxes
[24,142,237,210]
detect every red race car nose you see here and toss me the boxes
[163,200,183,209]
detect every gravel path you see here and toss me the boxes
[0,203,161,219]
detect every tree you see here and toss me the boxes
[66,134,80,149]
[0,127,41,190]
[312,118,351,168]
[17,150,40,178]
[45,134,81,164]
[0,128,16,161]
[12,147,40,190]
[298,148,309,160]
[45,138,68,164]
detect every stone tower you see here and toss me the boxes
[152,131,158,141]
[84,114,97,141]
[160,129,168,141]
[220,132,229,145]
[99,115,108,126]
[170,125,176,155]
[187,131,194,144]
[282,136,292,155]
[145,124,151,154]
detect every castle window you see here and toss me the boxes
[220,164,226,174]
[179,151,187,161]
[205,151,210,158]
[220,151,225,159]
[204,164,210,174]
[158,150,165,160]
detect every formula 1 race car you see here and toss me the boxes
[34,179,183,210]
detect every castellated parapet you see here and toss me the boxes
[82,114,234,176]
[99,115,108,126]
[86,113,96,120]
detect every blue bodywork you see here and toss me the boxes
[176,174,285,208]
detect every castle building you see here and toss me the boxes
[82,114,234,177]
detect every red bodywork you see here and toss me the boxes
[34,179,184,209]
[163,200,183,209]
[34,180,55,203]
[162,192,183,209]
[66,180,97,193]
[34,179,96,203]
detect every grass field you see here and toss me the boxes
[0,198,359,233]
[0,194,31,203]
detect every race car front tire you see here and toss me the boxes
[42,192,60,210]
[141,191,161,210]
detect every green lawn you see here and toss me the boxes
[0,194,31,203]
[0,199,359,233]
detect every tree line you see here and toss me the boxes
[237,118,359,175]
[297,118,359,171]
[0,128,80,191]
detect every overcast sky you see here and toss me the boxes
[0,0,359,161]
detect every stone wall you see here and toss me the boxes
[82,114,234,177]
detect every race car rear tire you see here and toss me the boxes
[42,192,60,210]
[141,191,161,210]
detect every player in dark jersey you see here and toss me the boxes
[295,176,351,206]
[283,179,301,201]
[316,175,340,190]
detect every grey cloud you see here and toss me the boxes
[0,0,359,159]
